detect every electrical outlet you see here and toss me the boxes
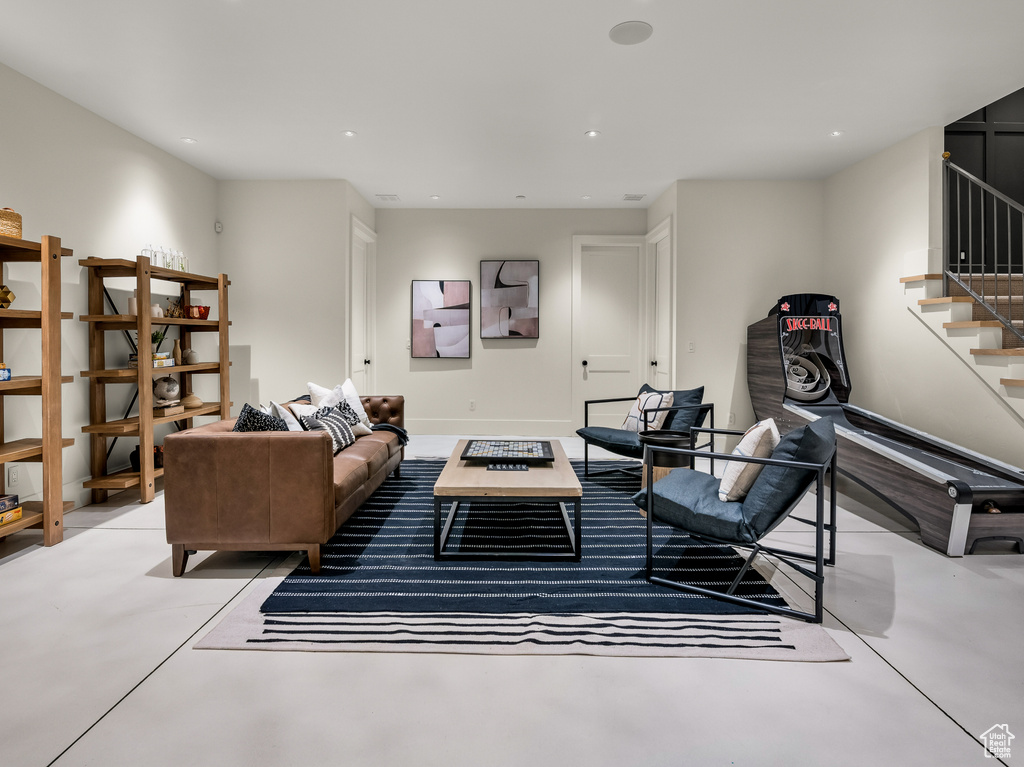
[728,412,736,426]
[688,341,695,353]
[7,465,19,488]
[469,400,476,411]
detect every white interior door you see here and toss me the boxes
[349,217,376,393]
[651,229,674,391]
[572,236,646,428]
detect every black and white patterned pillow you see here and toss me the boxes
[300,407,356,454]
[233,403,288,432]
[336,399,363,426]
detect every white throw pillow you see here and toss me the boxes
[268,400,303,431]
[341,378,372,426]
[308,381,343,408]
[718,418,781,502]
[621,391,674,432]
[307,379,372,427]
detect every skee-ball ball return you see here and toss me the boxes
[747,293,1024,556]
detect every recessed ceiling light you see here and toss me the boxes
[342,130,357,137]
[180,137,198,144]
[829,130,844,137]
[430,195,440,200]
[609,21,653,45]
[515,195,527,201]
[585,130,601,138]
[581,195,592,200]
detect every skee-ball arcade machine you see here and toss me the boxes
[747,293,1024,556]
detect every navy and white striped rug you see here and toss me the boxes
[196,460,848,659]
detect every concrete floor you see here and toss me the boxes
[1,435,1021,767]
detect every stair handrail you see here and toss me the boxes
[942,153,1024,345]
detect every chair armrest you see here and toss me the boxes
[583,396,637,427]
[641,441,837,473]
[640,402,715,434]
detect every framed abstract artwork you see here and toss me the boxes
[480,259,539,339]
[411,279,471,358]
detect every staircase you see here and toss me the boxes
[902,157,1024,412]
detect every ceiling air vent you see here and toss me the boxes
[622,193,646,202]
[375,194,401,203]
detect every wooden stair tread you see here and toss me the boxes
[943,320,1004,329]
[900,274,942,283]
[970,348,1024,356]
[1000,378,1024,387]
[918,296,974,305]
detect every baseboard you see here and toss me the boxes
[405,418,576,436]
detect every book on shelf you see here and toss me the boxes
[0,506,23,527]
[0,494,19,512]
[128,359,176,369]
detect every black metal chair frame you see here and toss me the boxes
[580,397,715,477]
[642,426,838,623]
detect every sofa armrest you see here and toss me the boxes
[361,395,405,428]
[163,429,335,545]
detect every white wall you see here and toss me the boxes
[375,208,648,434]
[216,180,374,406]
[672,181,826,437]
[0,64,218,506]
[823,127,1024,466]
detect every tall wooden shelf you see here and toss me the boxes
[0,234,74,545]
[80,256,230,503]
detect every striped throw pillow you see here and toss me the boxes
[300,406,356,454]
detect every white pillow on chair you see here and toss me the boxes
[718,418,781,502]
[621,391,674,432]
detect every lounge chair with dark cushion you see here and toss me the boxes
[634,416,837,623]
[576,384,713,476]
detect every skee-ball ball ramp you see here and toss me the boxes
[746,293,1024,556]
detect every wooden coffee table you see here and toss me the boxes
[433,439,583,561]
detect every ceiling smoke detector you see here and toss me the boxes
[622,193,646,202]
[609,21,653,45]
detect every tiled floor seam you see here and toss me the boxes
[765,553,1010,767]
[44,560,278,767]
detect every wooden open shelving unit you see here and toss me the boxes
[80,256,230,503]
[0,234,74,545]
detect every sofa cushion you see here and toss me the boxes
[233,403,287,432]
[575,426,643,458]
[631,470,752,543]
[300,407,356,454]
[332,453,370,501]
[639,384,705,432]
[342,434,392,476]
[741,417,836,538]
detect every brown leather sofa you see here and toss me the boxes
[163,395,404,576]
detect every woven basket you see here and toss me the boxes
[0,208,22,239]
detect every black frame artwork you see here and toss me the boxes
[410,279,471,358]
[480,259,539,339]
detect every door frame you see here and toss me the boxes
[571,234,649,429]
[645,215,676,390]
[349,215,377,392]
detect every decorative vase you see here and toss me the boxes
[172,339,182,366]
